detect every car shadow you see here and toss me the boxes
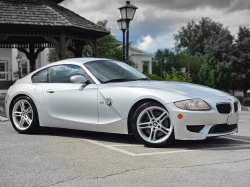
[39,127,140,145]
[39,127,250,150]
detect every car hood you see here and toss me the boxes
[107,80,231,99]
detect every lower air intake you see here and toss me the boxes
[187,125,205,133]
[208,124,237,134]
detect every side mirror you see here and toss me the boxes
[70,75,88,84]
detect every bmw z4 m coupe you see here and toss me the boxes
[5,58,241,147]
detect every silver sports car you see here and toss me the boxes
[5,58,240,147]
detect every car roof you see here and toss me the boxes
[25,58,114,78]
[48,57,112,66]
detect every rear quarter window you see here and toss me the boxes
[32,68,48,83]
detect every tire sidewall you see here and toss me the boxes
[131,102,174,147]
[10,96,40,134]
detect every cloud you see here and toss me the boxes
[137,35,153,51]
[136,0,233,11]
[60,0,250,53]
[225,0,250,12]
[136,33,175,53]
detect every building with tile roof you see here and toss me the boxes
[0,0,109,89]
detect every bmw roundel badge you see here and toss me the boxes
[106,98,112,107]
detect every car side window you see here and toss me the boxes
[32,68,48,83]
[49,64,89,83]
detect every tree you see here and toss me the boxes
[163,67,192,83]
[152,49,204,84]
[230,26,250,97]
[173,52,204,84]
[198,25,235,91]
[174,17,232,56]
[198,50,233,91]
[174,17,235,90]
[152,48,180,77]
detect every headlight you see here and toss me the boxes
[174,99,210,111]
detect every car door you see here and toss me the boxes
[44,64,98,124]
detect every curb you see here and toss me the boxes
[0,116,8,122]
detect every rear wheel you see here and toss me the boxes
[131,102,174,147]
[10,96,40,134]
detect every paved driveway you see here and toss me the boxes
[0,112,250,187]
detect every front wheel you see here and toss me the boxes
[10,96,40,134]
[131,102,174,147]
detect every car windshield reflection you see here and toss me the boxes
[84,60,148,83]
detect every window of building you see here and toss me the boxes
[0,61,8,80]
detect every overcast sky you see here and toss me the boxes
[60,0,250,53]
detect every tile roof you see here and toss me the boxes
[55,0,64,4]
[0,0,109,34]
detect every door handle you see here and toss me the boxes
[46,89,54,93]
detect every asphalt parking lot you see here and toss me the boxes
[1,112,250,187]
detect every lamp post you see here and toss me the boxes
[160,51,166,78]
[188,39,190,73]
[117,19,127,62]
[16,55,22,79]
[118,1,138,64]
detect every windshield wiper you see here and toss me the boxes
[135,78,151,81]
[103,78,137,84]
[103,78,151,84]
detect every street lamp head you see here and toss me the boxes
[117,18,128,30]
[16,55,21,63]
[118,1,138,21]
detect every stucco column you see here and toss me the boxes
[11,48,18,81]
[148,60,152,74]
[138,61,143,73]
[38,48,49,68]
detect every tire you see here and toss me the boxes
[10,96,40,134]
[131,102,174,147]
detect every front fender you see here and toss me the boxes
[98,86,190,119]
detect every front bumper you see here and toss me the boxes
[165,96,240,140]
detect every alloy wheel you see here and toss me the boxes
[12,100,33,130]
[136,106,173,144]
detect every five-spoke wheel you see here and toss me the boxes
[12,99,33,130]
[10,96,40,134]
[132,102,174,147]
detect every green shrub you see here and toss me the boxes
[144,73,164,81]
[163,67,192,83]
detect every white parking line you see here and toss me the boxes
[83,138,250,157]
[134,145,250,156]
[106,144,143,147]
[83,139,136,156]
[239,120,250,123]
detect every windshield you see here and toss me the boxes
[84,60,148,83]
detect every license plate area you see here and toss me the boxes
[227,113,239,125]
